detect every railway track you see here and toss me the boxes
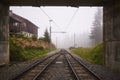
[10,52,60,80]
[64,50,101,80]
[10,49,101,80]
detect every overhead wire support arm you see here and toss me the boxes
[51,31,66,33]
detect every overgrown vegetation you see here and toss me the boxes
[71,44,103,65]
[9,36,51,62]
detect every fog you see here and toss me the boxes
[52,32,91,48]
[10,6,97,48]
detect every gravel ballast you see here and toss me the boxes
[0,49,120,80]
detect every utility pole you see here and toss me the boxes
[49,20,66,51]
[74,33,76,48]
[49,20,52,52]
[50,26,52,51]
[56,37,57,48]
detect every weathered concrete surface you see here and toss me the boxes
[0,3,9,65]
[104,0,120,72]
[7,0,106,6]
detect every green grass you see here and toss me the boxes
[10,48,49,61]
[71,44,104,65]
[22,49,49,60]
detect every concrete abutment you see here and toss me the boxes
[104,0,120,72]
[0,3,9,65]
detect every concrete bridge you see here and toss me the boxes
[0,0,120,72]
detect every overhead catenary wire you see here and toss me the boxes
[40,7,61,28]
[65,8,79,31]
[40,7,79,31]
[40,7,51,20]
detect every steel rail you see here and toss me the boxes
[32,53,61,80]
[10,52,59,80]
[64,53,80,80]
[67,51,101,80]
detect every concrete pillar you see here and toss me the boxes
[0,3,9,65]
[104,0,120,72]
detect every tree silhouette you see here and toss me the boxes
[44,29,50,43]
[90,8,103,46]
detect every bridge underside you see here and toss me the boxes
[2,0,107,6]
[0,0,120,73]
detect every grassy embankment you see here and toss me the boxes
[71,44,103,65]
[10,36,53,62]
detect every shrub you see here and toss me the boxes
[10,37,25,61]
